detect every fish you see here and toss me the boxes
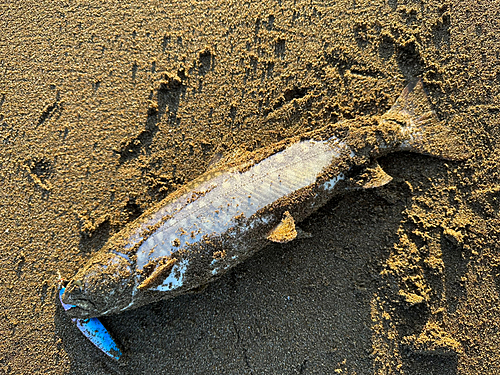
[61,79,467,319]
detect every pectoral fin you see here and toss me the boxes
[347,162,393,189]
[267,211,297,243]
[138,257,178,290]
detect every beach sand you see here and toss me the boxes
[1,1,499,374]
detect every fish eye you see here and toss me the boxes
[74,279,83,290]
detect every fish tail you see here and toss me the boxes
[381,79,469,160]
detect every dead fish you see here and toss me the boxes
[62,79,467,319]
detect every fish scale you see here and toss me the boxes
[136,138,340,271]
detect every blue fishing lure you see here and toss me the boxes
[59,287,122,360]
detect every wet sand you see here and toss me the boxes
[1,1,499,374]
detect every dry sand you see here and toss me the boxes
[1,1,499,374]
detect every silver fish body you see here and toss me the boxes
[62,80,467,318]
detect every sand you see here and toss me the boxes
[1,0,499,374]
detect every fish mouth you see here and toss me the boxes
[61,293,97,318]
[59,286,99,318]
[64,296,95,310]
[64,304,94,318]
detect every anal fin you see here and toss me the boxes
[346,161,393,189]
[267,211,297,243]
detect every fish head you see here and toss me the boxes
[62,251,136,318]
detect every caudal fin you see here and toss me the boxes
[381,79,470,160]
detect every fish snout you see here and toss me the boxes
[62,252,136,317]
[61,280,98,317]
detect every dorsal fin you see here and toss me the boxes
[266,211,297,243]
[206,151,224,170]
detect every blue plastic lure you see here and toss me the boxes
[59,287,122,360]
